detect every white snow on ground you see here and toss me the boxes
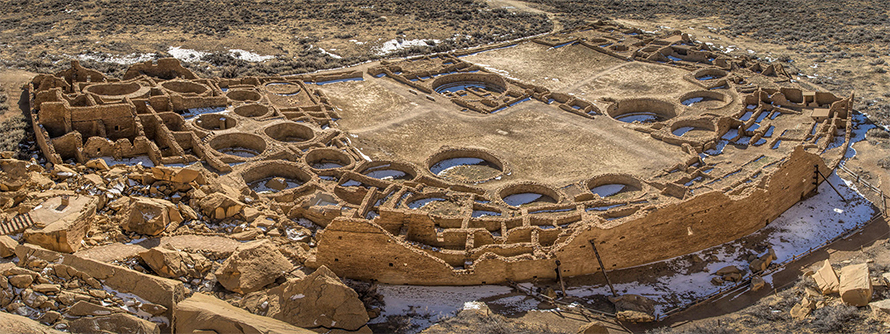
[374,39,439,55]
[317,47,342,59]
[167,47,208,62]
[369,285,511,331]
[101,156,155,167]
[229,49,275,62]
[74,52,156,65]
[168,47,274,63]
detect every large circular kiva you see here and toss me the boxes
[265,82,302,96]
[227,89,262,102]
[208,133,267,158]
[304,148,355,170]
[431,73,506,95]
[586,174,644,199]
[607,98,677,123]
[358,161,418,182]
[234,104,270,118]
[84,82,148,98]
[498,183,560,208]
[426,148,504,183]
[241,161,313,194]
[264,122,315,143]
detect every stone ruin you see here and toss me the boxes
[0,20,859,332]
[20,22,856,290]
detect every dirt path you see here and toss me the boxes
[486,0,562,33]
[0,69,36,121]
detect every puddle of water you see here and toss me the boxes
[667,55,683,62]
[682,97,705,106]
[746,124,760,132]
[771,140,782,149]
[435,81,504,94]
[754,111,769,123]
[721,128,739,140]
[739,111,754,121]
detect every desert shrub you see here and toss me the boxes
[808,304,859,332]
[646,320,739,334]
[0,114,28,153]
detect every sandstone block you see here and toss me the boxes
[176,293,313,334]
[813,260,840,294]
[122,197,182,236]
[263,266,369,331]
[69,313,159,334]
[0,235,17,257]
[85,159,109,171]
[839,263,872,306]
[215,239,292,294]
[198,192,245,220]
[8,274,33,288]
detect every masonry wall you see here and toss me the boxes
[314,146,827,285]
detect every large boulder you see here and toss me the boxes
[138,247,211,279]
[0,311,64,334]
[609,294,655,323]
[176,293,314,334]
[0,236,17,257]
[198,192,245,220]
[121,197,182,236]
[68,313,159,334]
[23,195,98,253]
[813,260,840,294]
[262,266,369,331]
[839,263,873,306]
[749,248,777,273]
[215,239,292,294]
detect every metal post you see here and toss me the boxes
[589,239,618,297]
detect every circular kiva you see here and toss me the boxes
[227,89,262,102]
[586,174,645,200]
[264,82,302,96]
[160,81,210,95]
[670,119,717,138]
[497,182,562,209]
[357,161,419,182]
[607,98,678,124]
[241,160,313,195]
[425,148,505,183]
[83,82,149,99]
[431,73,507,95]
[194,113,237,131]
[263,122,315,143]
[692,68,728,81]
[679,90,730,109]
[304,148,355,171]
[234,104,270,118]
[208,133,267,158]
